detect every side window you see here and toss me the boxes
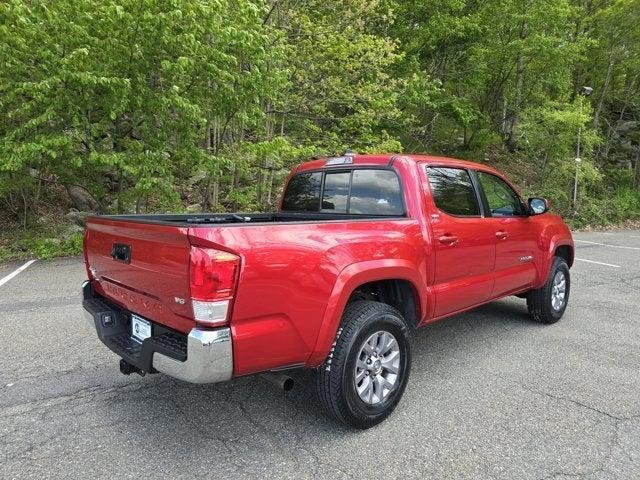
[281,172,322,211]
[349,169,403,215]
[321,171,350,212]
[426,167,480,216]
[477,172,525,217]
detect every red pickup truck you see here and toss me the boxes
[83,153,574,428]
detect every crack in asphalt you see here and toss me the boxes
[517,384,637,422]
[518,383,640,480]
[0,376,170,412]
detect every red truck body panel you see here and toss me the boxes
[83,154,574,378]
[188,218,426,375]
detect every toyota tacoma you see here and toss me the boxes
[82,153,574,428]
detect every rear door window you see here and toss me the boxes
[426,167,480,216]
[349,169,403,215]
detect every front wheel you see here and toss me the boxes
[527,257,571,324]
[315,301,411,429]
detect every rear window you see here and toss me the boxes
[426,167,480,216]
[282,169,403,215]
[321,171,350,212]
[281,172,322,212]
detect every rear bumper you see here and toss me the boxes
[82,281,233,384]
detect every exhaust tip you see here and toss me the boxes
[282,377,295,391]
[259,373,295,391]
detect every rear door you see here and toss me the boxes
[473,171,538,297]
[424,166,496,317]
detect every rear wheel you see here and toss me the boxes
[527,257,570,324]
[315,301,411,429]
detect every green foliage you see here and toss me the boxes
[23,231,84,260]
[1,0,639,258]
[0,0,281,214]
[0,228,83,261]
[388,0,638,226]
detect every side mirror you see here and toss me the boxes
[528,197,549,215]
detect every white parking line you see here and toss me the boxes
[0,260,37,287]
[574,239,640,251]
[574,258,621,268]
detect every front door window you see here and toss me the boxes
[476,172,525,217]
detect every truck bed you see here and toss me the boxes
[96,211,404,226]
[84,212,419,376]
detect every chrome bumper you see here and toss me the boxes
[152,328,233,384]
[83,285,233,384]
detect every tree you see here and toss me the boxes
[0,0,281,216]
[1,0,638,249]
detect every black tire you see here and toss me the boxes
[315,301,411,429]
[526,257,570,324]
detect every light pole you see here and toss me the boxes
[573,86,593,211]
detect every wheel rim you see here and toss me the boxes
[551,270,567,311]
[354,331,401,405]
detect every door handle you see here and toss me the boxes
[438,234,458,245]
[495,230,509,240]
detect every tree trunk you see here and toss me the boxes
[266,169,274,206]
[20,185,29,231]
[593,49,614,129]
[212,180,219,209]
[203,178,211,210]
[202,119,213,209]
[501,96,508,136]
[506,52,524,151]
[231,156,241,196]
[634,149,640,189]
[116,170,123,213]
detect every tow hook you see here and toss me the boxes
[119,359,145,377]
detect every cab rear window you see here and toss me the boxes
[282,169,403,216]
[281,172,322,212]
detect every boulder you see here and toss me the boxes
[64,184,100,212]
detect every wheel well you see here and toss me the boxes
[347,279,420,329]
[554,245,574,267]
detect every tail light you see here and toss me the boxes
[189,246,240,327]
[83,229,94,281]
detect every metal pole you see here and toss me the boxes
[572,99,582,210]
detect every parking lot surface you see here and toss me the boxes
[1,230,639,479]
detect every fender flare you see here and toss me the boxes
[535,234,574,288]
[306,259,427,367]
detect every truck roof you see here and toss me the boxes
[295,153,501,176]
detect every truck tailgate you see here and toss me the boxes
[84,217,194,333]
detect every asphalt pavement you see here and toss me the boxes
[1,230,639,479]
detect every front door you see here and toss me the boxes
[474,171,538,297]
[424,166,496,317]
